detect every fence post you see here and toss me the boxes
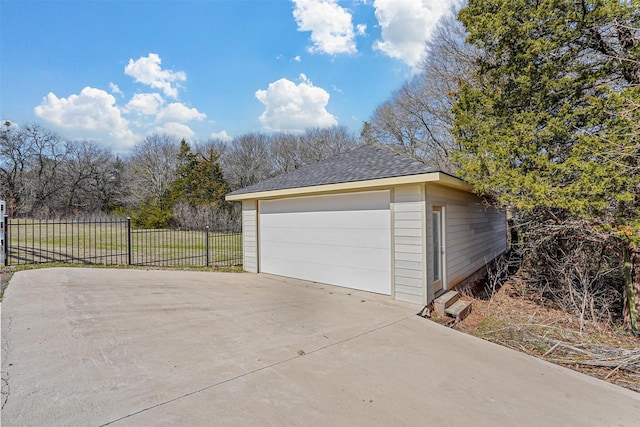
[127,217,132,266]
[3,215,8,267]
[206,226,210,267]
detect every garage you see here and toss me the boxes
[259,190,391,294]
[226,145,507,305]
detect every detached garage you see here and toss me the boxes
[226,145,506,305]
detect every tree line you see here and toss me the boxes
[0,123,357,228]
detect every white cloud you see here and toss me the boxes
[373,0,455,68]
[356,24,367,36]
[292,0,358,55]
[110,127,140,151]
[255,74,337,132]
[34,87,139,150]
[155,122,196,140]
[124,53,186,98]
[210,130,232,142]
[156,103,206,123]
[109,82,124,97]
[34,87,128,131]
[125,93,164,115]
[294,55,301,62]
[31,54,216,151]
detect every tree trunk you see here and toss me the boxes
[623,245,640,334]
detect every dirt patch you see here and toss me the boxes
[0,267,13,299]
[449,279,640,393]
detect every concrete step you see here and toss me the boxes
[445,300,472,322]
[434,291,459,315]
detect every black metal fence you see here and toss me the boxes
[3,216,242,268]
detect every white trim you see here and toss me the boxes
[441,206,448,291]
[420,184,427,305]
[432,206,443,293]
[389,188,396,300]
[256,199,261,273]
[226,172,471,201]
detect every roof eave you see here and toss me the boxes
[225,172,473,201]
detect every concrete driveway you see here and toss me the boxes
[1,268,639,426]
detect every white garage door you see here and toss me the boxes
[259,190,391,295]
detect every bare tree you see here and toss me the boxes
[270,132,303,174]
[61,141,123,214]
[0,121,29,215]
[221,132,273,190]
[0,123,70,216]
[366,12,478,173]
[123,134,181,208]
[366,94,423,158]
[297,126,357,164]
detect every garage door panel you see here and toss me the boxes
[260,226,390,248]
[261,210,389,230]
[260,241,390,267]
[259,191,391,295]
[260,192,386,214]
[261,257,390,295]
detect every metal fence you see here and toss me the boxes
[3,216,242,268]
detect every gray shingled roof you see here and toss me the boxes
[227,144,439,196]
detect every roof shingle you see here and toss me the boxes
[227,144,439,196]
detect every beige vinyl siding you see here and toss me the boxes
[392,185,426,305]
[240,179,504,305]
[426,184,506,292]
[242,200,258,273]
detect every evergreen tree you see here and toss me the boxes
[453,0,640,331]
[171,139,228,208]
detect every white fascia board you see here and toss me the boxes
[226,172,472,201]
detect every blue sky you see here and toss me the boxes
[1,0,458,152]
